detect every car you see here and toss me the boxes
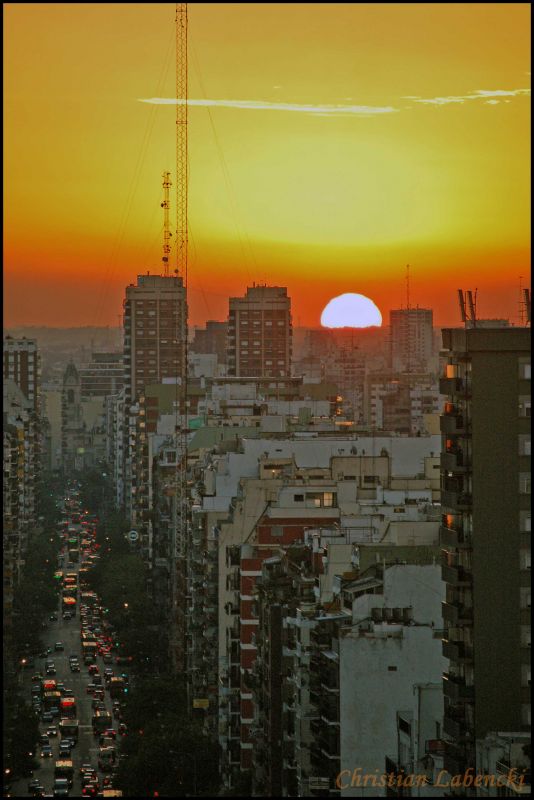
[49,707,60,718]
[38,734,50,745]
[69,654,78,662]
[86,683,96,694]
[49,613,58,621]
[29,784,45,796]
[42,712,53,724]
[92,675,102,686]
[103,728,117,740]
[46,725,58,738]
[70,663,80,673]
[62,612,73,621]
[32,683,41,696]
[53,777,69,797]
[63,688,74,697]
[54,642,64,651]
[80,763,95,775]
[59,742,71,757]
[88,665,99,676]
[56,683,65,693]
[28,779,43,792]
[40,745,53,758]
[46,667,56,676]
[102,653,113,664]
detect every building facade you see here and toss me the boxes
[390,308,434,374]
[439,326,531,783]
[228,285,292,378]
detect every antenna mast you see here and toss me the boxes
[406,264,411,310]
[161,171,172,276]
[176,3,188,278]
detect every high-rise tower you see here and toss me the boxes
[440,326,531,781]
[227,285,292,378]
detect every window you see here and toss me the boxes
[294,494,304,502]
[519,359,531,380]
[272,526,283,537]
[520,473,531,494]
[519,397,531,417]
[519,436,532,456]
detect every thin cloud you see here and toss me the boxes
[138,97,399,117]
[404,88,530,106]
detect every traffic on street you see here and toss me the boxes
[10,484,125,798]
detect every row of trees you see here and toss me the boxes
[79,469,221,796]
[4,472,65,782]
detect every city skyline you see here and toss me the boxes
[4,3,530,329]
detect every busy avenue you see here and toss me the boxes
[10,486,125,798]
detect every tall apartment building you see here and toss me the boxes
[439,327,531,782]
[390,307,434,373]
[123,274,187,404]
[227,285,292,377]
[3,335,41,414]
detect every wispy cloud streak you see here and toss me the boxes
[138,97,399,116]
[403,88,530,106]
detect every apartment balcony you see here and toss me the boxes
[441,489,472,511]
[442,601,473,626]
[440,411,469,436]
[443,714,464,740]
[439,376,471,398]
[441,450,471,474]
[443,673,474,703]
[439,524,470,549]
[441,563,472,587]
[443,742,469,777]
[442,639,474,663]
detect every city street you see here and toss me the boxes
[10,526,115,797]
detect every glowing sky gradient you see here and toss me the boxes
[4,3,531,328]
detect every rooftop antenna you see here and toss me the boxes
[524,288,531,326]
[466,290,477,328]
[519,276,525,326]
[161,171,172,276]
[406,264,411,310]
[457,290,467,325]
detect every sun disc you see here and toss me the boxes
[321,293,382,328]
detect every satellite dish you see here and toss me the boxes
[128,530,139,543]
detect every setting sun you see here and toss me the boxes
[321,293,383,328]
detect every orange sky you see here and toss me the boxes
[4,3,531,329]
